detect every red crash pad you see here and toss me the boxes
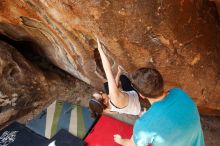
[85,115,133,146]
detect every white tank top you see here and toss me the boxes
[109,90,141,115]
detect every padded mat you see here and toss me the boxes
[85,115,133,146]
[0,122,48,146]
[47,129,85,146]
[26,100,97,139]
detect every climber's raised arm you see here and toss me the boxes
[96,37,125,104]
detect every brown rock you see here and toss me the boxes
[0,109,18,126]
[0,40,50,125]
[0,0,219,115]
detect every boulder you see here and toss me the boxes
[0,0,219,115]
[0,40,50,126]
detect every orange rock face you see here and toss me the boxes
[0,0,220,115]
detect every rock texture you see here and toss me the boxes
[0,0,220,115]
[0,40,48,125]
[0,40,95,126]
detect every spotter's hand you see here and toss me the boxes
[114,134,123,145]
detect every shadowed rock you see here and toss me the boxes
[0,0,219,115]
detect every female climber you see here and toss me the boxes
[89,37,141,118]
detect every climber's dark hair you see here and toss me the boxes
[89,98,107,118]
[131,68,164,98]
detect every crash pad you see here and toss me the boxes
[26,100,97,139]
[84,115,133,146]
[0,122,48,146]
[47,129,85,146]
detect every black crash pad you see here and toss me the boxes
[47,129,86,146]
[0,122,48,146]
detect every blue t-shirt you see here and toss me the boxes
[133,88,204,146]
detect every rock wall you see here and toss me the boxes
[0,0,220,115]
[0,40,49,125]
